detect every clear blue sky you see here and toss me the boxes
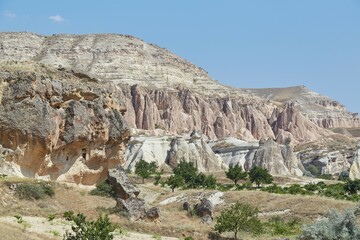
[1,0,360,113]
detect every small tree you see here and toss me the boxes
[135,160,157,183]
[63,211,117,240]
[344,179,360,195]
[226,164,247,185]
[173,161,197,184]
[249,166,273,188]
[166,175,184,192]
[214,202,262,239]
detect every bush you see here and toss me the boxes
[63,211,118,240]
[297,206,360,240]
[173,161,197,184]
[135,160,157,183]
[213,202,262,239]
[225,164,247,185]
[262,184,285,194]
[318,174,333,180]
[307,164,320,176]
[89,180,115,198]
[266,216,301,236]
[15,182,55,200]
[343,179,360,195]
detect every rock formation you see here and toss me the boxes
[108,166,140,199]
[349,144,360,180]
[195,198,214,224]
[0,61,130,184]
[1,32,358,143]
[124,131,227,173]
[244,139,304,176]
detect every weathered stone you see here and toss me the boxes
[116,196,146,221]
[183,202,191,212]
[146,207,161,222]
[195,198,213,224]
[0,61,130,184]
[108,166,140,200]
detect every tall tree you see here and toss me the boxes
[214,202,262,240]
[249,166,273,188]
[135,160,157,183]
[225,164,247,185]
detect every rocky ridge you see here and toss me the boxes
[1,32,358,143]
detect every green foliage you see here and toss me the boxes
[63,211,118,240]
[297,206,360,240]
[307,164,320,176]
[249,166,273,188]
[225,164,247,185]
[343,179,360,195]
[15,181,55,200]
[153,170,163,185]
[320,183,346,200]
[173,161,197,184]
[265,216,301,236]
[166,174,184,192]
[135,160,157,183]
[214,202,262,239]
[338,171,350,181]
[14,214,23,224]
[47,213,56,222]
[89,180,115,198]
[318,174,333,180]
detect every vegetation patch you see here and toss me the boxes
[15,181,55,200]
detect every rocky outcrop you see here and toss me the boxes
[1,32,357,143]
[116,196,146,220]
[108,166,140,200]
[0,61,130,184]
[244,139,304,176]
[350,144,360,180]
[167,131,227,172]
[124,132,227,172]
[195,198,213,224]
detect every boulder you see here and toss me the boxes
[108,166,140,200]
[195,198,213,224]
[146,207,161,222]
[116,196,146,221]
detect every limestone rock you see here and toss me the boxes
[350,144,360,180]
[116,196,146,221]
[0,61,130,184]
[1,32,356,143]
[245,138,303,176]
[146,207,161,222]
[124,134,227,172]
[195,198,213,224]
[108,166,140,200]
[167,134,227,172]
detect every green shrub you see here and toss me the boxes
[297,206,360,240]
[320,183,346,200]
[262,184,285,194]
[303,183,318,192]
[89,180,115,198]
[318,174,333,180]
[214,202,263,239]
[15,182,55,200]
[343,179,360,195]
[266,216,301,236]
[307,164,320,176]
[287,184,307,195]
[63,211,118,240]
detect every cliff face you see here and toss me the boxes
[0,61,129,184]
[1,32,358,143]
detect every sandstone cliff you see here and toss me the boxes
[1,32,358,143]
[0,61,129,184]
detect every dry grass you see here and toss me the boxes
[0,177,357,240]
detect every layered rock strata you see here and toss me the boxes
[1,32,358,143]
[0,61,130,184]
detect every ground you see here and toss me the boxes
[0,174,356,240]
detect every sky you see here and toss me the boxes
[1,0,360,113]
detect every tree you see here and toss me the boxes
[225,164,247,185]
[63,211,117,240]
[135,160,157,183]
[173,161,197,184]
[213,202,262,240]
[166,175,184,192]
[249,166,273,188]
[344,179,360,195]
